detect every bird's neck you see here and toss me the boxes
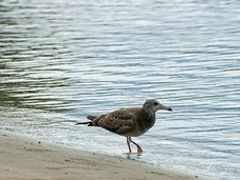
[137,108,156,132]
[141,108,155,121]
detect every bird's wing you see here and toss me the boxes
[95,108,138,135]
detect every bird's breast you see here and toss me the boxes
[136,113,155,136]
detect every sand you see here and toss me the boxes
[0,131,197,180]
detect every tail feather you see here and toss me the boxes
[75,121,94,126]
[75,115,98,126]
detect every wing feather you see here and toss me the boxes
[94,108,137,135]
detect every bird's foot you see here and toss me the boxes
[137,147,143,156]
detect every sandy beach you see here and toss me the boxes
[0,131,196,180]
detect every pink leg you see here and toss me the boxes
[129,137,143,154]
[126,137,132,153]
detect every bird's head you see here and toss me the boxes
[143,99,172,113]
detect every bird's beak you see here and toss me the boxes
[159,104,173,111]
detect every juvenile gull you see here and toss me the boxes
[76,99,172,154]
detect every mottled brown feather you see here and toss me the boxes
[93,107,155,137]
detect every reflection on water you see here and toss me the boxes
[1,0,240,179]
[0,1,72,111]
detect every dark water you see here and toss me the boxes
[1,0,240,179]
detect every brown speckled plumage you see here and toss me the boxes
[92,107,155,137]
[76,99,172,154]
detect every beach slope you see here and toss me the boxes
[0,132,194,180]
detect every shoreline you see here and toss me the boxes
[0,131,197,180]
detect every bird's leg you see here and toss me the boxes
[129,137,143,154]
[127,136,132,153]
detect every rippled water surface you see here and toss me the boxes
[1,0,240,179]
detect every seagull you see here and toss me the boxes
[76,99,172,154]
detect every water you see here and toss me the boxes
[1,0,240,179]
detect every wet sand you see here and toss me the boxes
[0,131,196,180]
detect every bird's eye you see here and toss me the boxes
[154,102,158,106]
